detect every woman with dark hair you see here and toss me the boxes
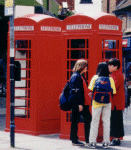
[88,62,116,149]
[69,59,92,146]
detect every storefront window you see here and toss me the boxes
[80,0,92,4]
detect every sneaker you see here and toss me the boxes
[110,139,121,146]
[89,142,96,149]
[103,143,109,149]
[72,140,85,146]
[117,139,121,146]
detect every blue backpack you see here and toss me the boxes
[93,76,112,103]
[59,82,71,111]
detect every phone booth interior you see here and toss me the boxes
[60,14,96,140]
[6,14,62,135]
[60,13,122,142]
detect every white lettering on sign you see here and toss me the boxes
[122,39,128,47]
[41,26,61,32]
[14,26,34,31]
[99,24,119,30]
[5,7,13,16]
[66,24,92,30]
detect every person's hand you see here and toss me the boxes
[88,92,93,99]
[79,105,83,112]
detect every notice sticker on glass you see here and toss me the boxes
[10,48,14,57]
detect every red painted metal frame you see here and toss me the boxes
[60,13,122,142]
[5,13,122,139]
[5,14,62,135]
[60,14,96,141]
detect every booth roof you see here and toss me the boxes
[74,11,113,20]
[21,14,54,22]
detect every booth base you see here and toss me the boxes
[5,128,60,136]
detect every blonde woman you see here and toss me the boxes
[69,59,92,146]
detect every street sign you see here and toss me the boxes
[5,0,14,16]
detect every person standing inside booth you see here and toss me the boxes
[108,58,125,146]
[88,62,116,149]
[69,59,92,146]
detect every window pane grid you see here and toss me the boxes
[14,40,31,118]
[66,39,89,120]
[102,39,119,60]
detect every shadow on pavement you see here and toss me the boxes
[15,148,31,150]
[79,140,131,149]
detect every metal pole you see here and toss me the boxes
[10,1,15,148]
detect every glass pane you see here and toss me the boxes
[67,40,69,48]
[15,108,27,118]
[28,60,31,68]
[67,61,69,69]
[105,51,116,59]
[15,40,28,48]
[102,40,104,49]
[86,50,88,59]
[67,50,69,59]
[27,90,30,98]
[70,71,73,78]
[102,50,104,59]
[71,61,76,69]
[15,80,26,88]
[28,100,30,108]
[15,89,26,97]
[21,70,26,78]
[104,40,116,49]
[18,60,27,69]
[71,39,85,48]
[15,99,27,107]
[29,40,31,49]
[15,50,27,59]
[71,50,85,59]
[29,50,31,59]
[87,39,89,48]
[117,51,119,58]
[67,71,69,80]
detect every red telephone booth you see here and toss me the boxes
[60,12,122,142]
[5,14,62,135]
[60,14,96,141]
[95,13,122,142]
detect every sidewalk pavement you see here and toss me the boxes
[0,131,131,150]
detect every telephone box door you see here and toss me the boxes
[60,34,95,140]
[97,35,122,142]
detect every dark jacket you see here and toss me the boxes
[68,72,84,109]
